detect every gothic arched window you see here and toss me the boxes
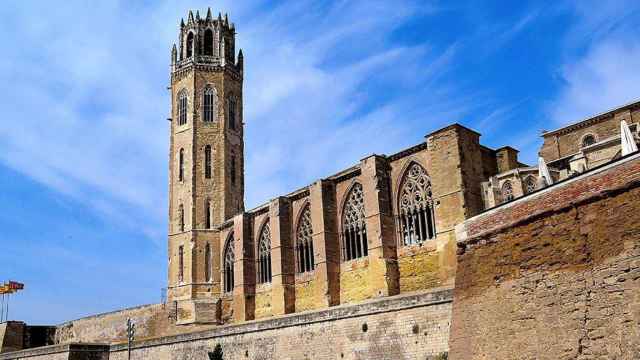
[230,155,236,186]
[178,245,184,282]
[205,243,212,282]
[178,90,188,125]
[581,133,596,148]
[178,148,185,182]
[228,97,237,130]
[178,204,185,232]
[205,199,212,229]
[223,235,234,293]
[342,183,368,261]
[257,223,272,284]
[204,29,214,56]
[524,176,537,194]
[399,163,436,245]
[296,204,314,273]
[203,87,217,123]
[502,181,514,203]
[186,32,194,58]
[204,145,212,179]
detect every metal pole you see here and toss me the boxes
[5,294,8,322]
[1,294,4,322]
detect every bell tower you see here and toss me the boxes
[167,8,244,324]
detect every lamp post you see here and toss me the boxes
[126,318,135,360]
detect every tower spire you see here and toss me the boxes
[187,10,195,24]
[206,7,213,22]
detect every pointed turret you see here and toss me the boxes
[218,12,223,23]
[230,22,236,32]
[206,7,213,22]
[171,43,177,65]
[187,10,195,24]
[220,37,226,66]
[224,13,229,27]
[237,49,244,70]
[180,18,185,28]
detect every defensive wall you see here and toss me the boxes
[450,152,640,359]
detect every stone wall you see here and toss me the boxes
[0,344,109,360]
[450,153,640,359]
[1,289,452,360]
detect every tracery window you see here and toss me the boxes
[582,134,596,148]
[296,205,314,273]
[257,223,272,284]
[203,88,217,122]
[178,90,188,125]
[178,148,185,182]
[502,181,514,203]
[205,243,212,282]
[205,145,212,179]
[524,176,537,194]
[186,32,194,58]
[205,200,212,229]
[342,183,368,261]
[204,29,214,56]
[178,245,184,282]
[399,163,436,245]
[223,235,234,293]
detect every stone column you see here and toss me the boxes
[269,197,295,315]
[360,155,399,297]
[309,179,340,307]
[232,213,255,322]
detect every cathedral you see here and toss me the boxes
[2,8,640,360]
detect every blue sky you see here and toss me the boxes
[2,0,640,324]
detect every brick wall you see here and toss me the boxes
[450,153,640,359]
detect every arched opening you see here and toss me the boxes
[223,235,235,293]
[205,199,212,229]
[204,145,212,179]
[186,32,195,58]
[398,163,436,245]
[204,29,214,56]
[524,176,537,194]
[342,183,368,261]
[178,148,185,182]
[203,87,217,123]
[581,133,596,148]
[296,204,314,273]
[205,243,211,282]
[501,181,514,203]
[257,223,272,284]
[178,90,188,125]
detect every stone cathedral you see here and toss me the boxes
[2,8,640,360]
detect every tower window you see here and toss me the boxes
[501,181,514,203]
[205,200,212,229]
[204,29,214,56]
[186,32,194,58]
[205,243,211,282]
[230,155,236,186]
[205,145,212,179]
[342,183,368,261]
[398,163,436,246]
[228,97,237,130]
[223,234,235,293]
[178,204,185,232]
[257,223,272,284]
[179,148,185,182]
[178,245,184,282]
[203,87,217,122]
[178,91,188,125]
[296,204,315,273]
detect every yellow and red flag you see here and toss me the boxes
[8,281,24,290]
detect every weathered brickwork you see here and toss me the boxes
[450,154,640,360]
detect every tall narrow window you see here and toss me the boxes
[257,223,272,284]
[205,200,212,229]
[178,245,184,282]
[296,205,315,273]
[178,204,185,232]
[186,32,194,58]
[178,91,188,125]
[203,88,216,122]
[399,163,436,246]
[502,181,514,203]
[223,235,235,293]
[342,183,368,261]
[524,176,537,194]
[178,148,185,182]
[204,29,214,56]
[230,155,236,186]
[204,145,212,179]
[205,243,211,282]
[228,97,236,130]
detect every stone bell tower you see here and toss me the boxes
[167,8,244,324]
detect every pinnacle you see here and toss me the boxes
[206,8,213,21]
